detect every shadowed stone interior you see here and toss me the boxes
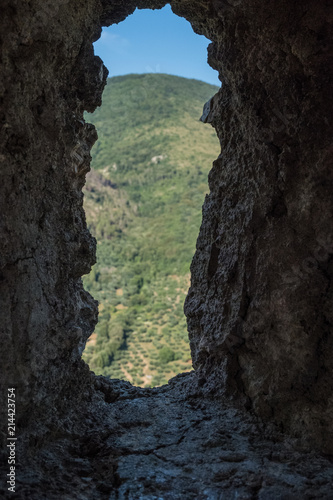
[0,0,332,498]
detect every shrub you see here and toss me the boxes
[91,350,110,369]
[158,346,175,364]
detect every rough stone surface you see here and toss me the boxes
[2,379,333,499]
[0,0,103,454]
[0,0,332,497]
[184,0,333,453]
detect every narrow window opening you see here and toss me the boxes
[82,5,220,387]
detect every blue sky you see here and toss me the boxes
[94,5,220,86]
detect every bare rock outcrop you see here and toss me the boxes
[184,0,333,453]
[0,0,332,497]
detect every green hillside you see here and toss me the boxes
[82,74,219,387]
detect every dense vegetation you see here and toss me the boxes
[82,74,219,387]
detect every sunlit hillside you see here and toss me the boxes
[82,74,220,387]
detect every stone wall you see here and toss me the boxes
[0,0,332,460]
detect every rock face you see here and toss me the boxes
[184,0,333,453]
[0,0,103,450]
[0,0,332,498]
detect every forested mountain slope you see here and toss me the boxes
[83,74,219,387]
